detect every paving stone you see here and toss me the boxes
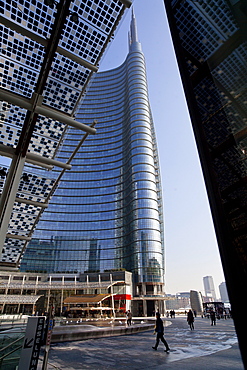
[38,316,244,369]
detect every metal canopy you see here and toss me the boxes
[2,280,125,290]
[0,0,131,267]
[64,294,111,304]
[0,294,43,304]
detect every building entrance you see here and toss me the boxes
[147,300,155,317]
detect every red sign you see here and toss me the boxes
[114,294,131,300]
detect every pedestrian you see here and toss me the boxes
[126,310,132,326]
[187,309,194,330]
[152,312,170,352]
[210,310,216,325]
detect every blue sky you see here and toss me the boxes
[99,0,225,297]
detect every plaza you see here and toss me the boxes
[39,316,243,369]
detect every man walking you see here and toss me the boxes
[152,312,170,352]
[210,310,216,325]
[126,310,132,326]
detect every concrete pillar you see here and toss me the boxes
[143,300,147,317]
[60,289,64,315]
[110,274,115,318]
[46,289,51,313]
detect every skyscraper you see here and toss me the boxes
[0,0,131,267]
[219,282,229,303]
[21,11,165,316]
[203,276,217,301]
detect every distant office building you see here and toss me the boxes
[219,282,229,303]
[177,292,190,298]
[165,293,190,311]
[163,1,247,361]
[203,276,217,301]
[190,290,203,316]
[20,11,165,316]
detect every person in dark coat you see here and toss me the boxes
[152,312,170,352]
[187,309,194,330]
[126,310,132,326]
[210,310,216,325]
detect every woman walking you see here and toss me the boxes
[187,309,194,330]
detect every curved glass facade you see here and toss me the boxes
[21,13,164,287]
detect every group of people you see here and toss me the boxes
[166,309,176,318]
[127,308,219,353]
[153,309,196,351]
[170,309,176,318]
[187,308,218,329]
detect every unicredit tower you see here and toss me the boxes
[21,10,165,316]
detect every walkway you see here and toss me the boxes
[40,316,244,369]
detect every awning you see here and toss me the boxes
[0,295,43,304]
[64,294,111,304]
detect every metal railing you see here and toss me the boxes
[0,327,25,369]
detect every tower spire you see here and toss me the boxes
[130,7,138,44]
[128,7,141,52]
